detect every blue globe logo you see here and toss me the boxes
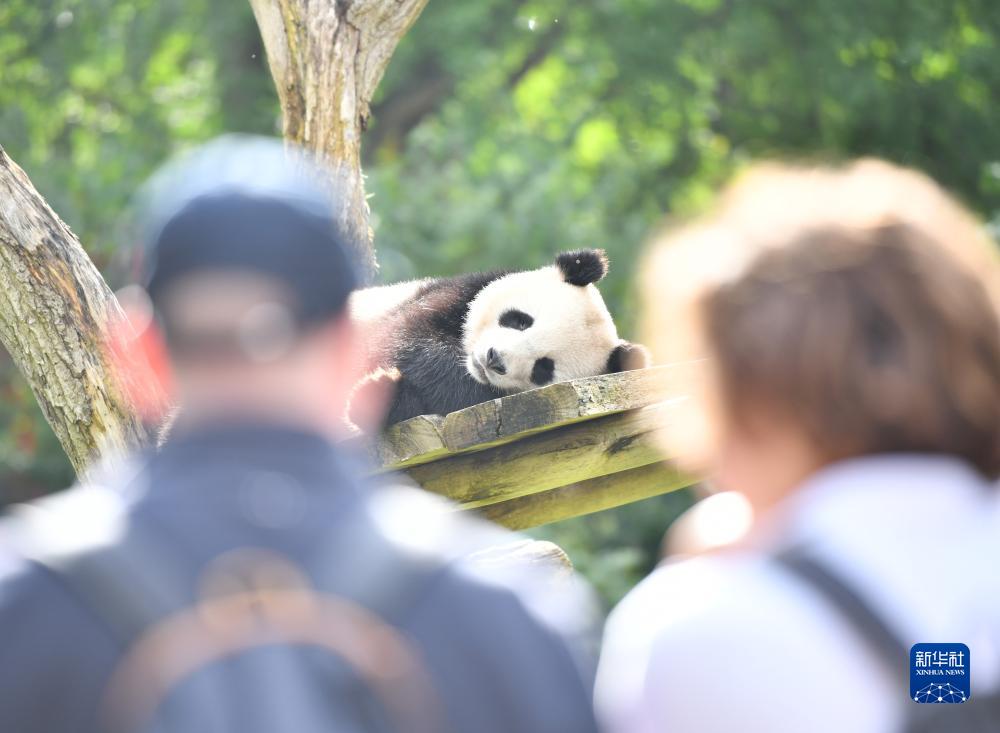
[913,682,967,703]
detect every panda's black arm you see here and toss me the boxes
[384,375,433,426]
[388,340,503,424]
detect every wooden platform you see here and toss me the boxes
[365,366,694,529]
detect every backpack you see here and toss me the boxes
[6,477,446,733]
[775,547,1000,733]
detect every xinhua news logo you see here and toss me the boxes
[910,643,970,703]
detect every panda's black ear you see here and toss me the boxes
[556,249,608,286]
[606,341,651,373]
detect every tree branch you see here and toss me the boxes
[505,23,564,90]
[0,147,148,474]
[364,21,564,162]
[248,0,431,280]
[364,57,453,160]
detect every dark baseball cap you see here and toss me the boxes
[138,135,359,326]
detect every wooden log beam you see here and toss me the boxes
[401,401,674,510]
[361,366,700,529]
[474,462,692,530]
[368,366,676,471]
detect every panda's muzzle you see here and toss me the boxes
[485,348,507,375]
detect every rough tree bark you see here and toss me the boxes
[0,146,149,474]
[248,0,431,281]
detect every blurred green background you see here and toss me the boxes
[1,0,998,605]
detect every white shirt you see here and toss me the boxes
[595,455,999,733]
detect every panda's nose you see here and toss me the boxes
[486,348,507,375]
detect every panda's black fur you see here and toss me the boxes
[359,270,510,425]
[350,250,648,428]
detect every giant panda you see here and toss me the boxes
[348,249,649,428]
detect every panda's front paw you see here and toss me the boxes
[346,367,402,433]
[606,341,652,373]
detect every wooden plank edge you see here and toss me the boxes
[472,462,693,530]
[467,539,574,575]
[403,403,674,508]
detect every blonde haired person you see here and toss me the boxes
[596,160,1000,733]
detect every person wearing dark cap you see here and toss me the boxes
[0,136,600,733]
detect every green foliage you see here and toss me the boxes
[0,0,276,265]
[2,0,998,601]
[369,0,1000,325]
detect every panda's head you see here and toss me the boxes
[463,249,649,392]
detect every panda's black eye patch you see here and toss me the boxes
[499,309,534,331]
[530,357,555,386]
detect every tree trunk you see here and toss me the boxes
[0,146,149,475]
[248,0,430,282]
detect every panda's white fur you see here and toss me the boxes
[348,278,431,326]
[463,265,619,392]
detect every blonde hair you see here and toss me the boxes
[643,160,1000,478]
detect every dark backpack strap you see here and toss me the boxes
[774,547,1000,733]
[773,546,909,686]
[5,469,187,644]
[6,483,233,732]
[43,528,190,643]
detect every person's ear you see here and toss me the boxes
[606,341,652,373]
[322,315,365,394]
[105,286,174,424]
[556,249,609,286]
